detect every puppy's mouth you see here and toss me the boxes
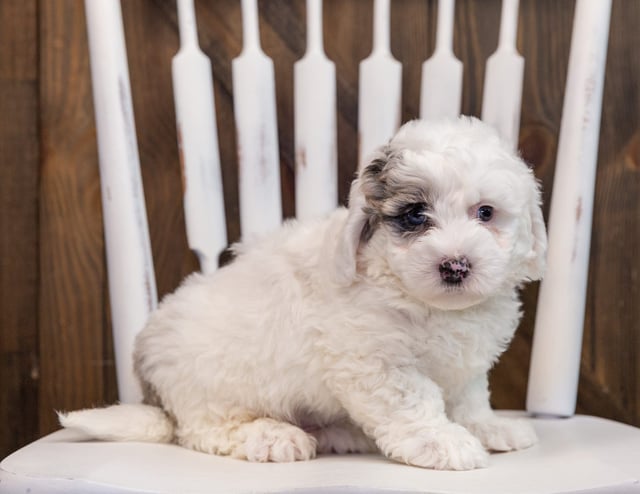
[442,280,466,290]
[440,278,473,299]
[428,259,488,310]
[429,283,484,310]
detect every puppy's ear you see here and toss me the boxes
[332,180,368,285]
[332,149,389,285]
[522,181,547,281]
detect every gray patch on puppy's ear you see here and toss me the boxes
[361,147,389,178]
[359,146,430,221]
[359,145,400,205]
[359,215,379,244]
[332,145,396,285]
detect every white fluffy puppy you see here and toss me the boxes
[60,117,547,471]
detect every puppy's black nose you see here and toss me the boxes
[439,257,471,284]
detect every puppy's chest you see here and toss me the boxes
[408,300,519,376]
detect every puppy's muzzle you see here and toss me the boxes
[439,257,471,285]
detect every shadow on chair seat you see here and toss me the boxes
[1,412,639,494]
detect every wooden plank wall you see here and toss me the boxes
[0,0,39,458]
[0,0,638,458]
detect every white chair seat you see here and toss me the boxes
[2,412,639,494]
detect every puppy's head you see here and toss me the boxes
[336,117,546,310]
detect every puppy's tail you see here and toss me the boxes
[58,403,174,443]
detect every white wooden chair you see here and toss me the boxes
[2,0,639,492]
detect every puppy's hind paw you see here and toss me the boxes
[311,421,377,454]
[466,416,538,452]
[385,423,489,471]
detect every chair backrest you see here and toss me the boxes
[83,0,612,417]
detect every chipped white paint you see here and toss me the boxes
[419,0,462,120]
[172,0,227,274]
[527,0,612,417]
[358,0,402,170]
[481,0,524,150]
[84,0,158,403]
[232,0,282,239]
[294,0,338,221]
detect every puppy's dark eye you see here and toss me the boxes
[477,205,494,222]
[396,204,429,230]
[405,207,426,226]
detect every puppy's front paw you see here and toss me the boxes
[384,423,489,470]
[466,417,537,452]
[239,420,317,462]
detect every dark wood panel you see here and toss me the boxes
[37,0,113,435]
[0,0,40,457]
[582,0,640,424]
[1,0,639,460]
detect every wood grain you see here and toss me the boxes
[0,0,40,456]
[37,0,113,435]
[1,0,639,459]
[581,0,640,424]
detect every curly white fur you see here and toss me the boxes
[59,117,546,470]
